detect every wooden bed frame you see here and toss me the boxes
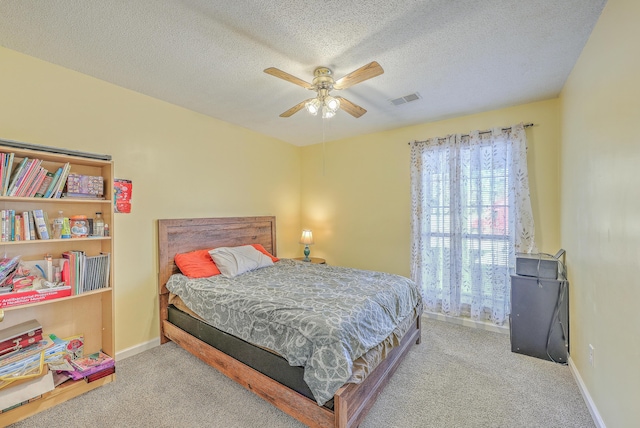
[157,216,421,428]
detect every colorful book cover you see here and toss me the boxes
[43,167,62,198]
[13,159,41,197]
[9,210,15,241]
[34,171,54,198]
[6,157,29,196]
[22,211,30,241]
[29,213,37,240]
[24,167,47,198]
[66,174,104,196]
[32,209,50,240]
[1,153,14,196]
[69,351,114,377]
[14,215,22,241]
[53,163,71,199]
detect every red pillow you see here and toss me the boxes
[251,244,279,262]
[174,249,221,278]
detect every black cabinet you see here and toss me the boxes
[510,274,569,363]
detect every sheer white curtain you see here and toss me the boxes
[410,123,536,325]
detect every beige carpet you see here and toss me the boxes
[10,318,594,427]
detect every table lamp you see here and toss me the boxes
[299,229,314,262]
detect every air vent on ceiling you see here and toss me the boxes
[390,92,422,106]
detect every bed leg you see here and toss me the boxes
[159,293,171,344]
[415,315,422,344]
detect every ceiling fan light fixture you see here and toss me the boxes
[305,98,322,115]
[322,105,337,119]
[264,61,383,119]
[324,95,340,111]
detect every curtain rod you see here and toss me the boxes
[408,123,535,145]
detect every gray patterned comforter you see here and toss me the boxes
[165,258,422,405]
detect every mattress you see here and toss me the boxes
[165,259,422,405]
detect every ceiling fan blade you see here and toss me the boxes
[333,61,384,90]
[336,97,367,118]
[279,99,313,117]
[264,67,314,90]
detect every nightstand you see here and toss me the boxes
[293,257,326,264]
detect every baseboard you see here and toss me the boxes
[115,337,161,361]
[568,355,606,428]
[422,311,509,334]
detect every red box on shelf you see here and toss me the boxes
[0,287,72,308]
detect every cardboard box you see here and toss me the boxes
[0,287,71,309]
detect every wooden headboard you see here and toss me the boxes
[157,216,276,341]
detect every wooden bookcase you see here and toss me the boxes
[0,143,115,425]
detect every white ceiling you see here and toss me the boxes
[0,1,606,146]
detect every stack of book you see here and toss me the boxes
[0,208,53,242]
[67,351,115,382]
[0,152,72,199]
[0,321,69,412]
[62,251,111,295]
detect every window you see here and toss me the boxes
[410,124,536,325]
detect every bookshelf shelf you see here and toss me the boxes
[0,236,111,246]
[0,196,111,204]
[4,374,115,424]
[2,286,112,312]
[0,142,115,425]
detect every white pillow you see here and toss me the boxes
[208,245,274,278]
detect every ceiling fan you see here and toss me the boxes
[264,61,384,119]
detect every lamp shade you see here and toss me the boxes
[305,98,321,115]
[299,229,314,245]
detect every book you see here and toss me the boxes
[22,211,31,241]
[5,157,29,196]
[53,162,71,199]
[9,210,15,241]
[1,210,6,242]
[0,153,5,197]
[32,209,50,240]
[42,167,62,198]
[34,171,54,198]
[69,351,113,372]
[1,153,14,196]
[68,351,114,380]
[14,214,22,241]
[13,159,42,197]
[28,213,37,240]
[61,252,78,293]
[23,167,47,198]
[65,173,104,196]
[86,365,115,383]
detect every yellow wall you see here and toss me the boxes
[560,0,640,425]
[0,46,302,353]
[301,99,561,277]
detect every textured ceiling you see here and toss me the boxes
[0,1,606,146]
